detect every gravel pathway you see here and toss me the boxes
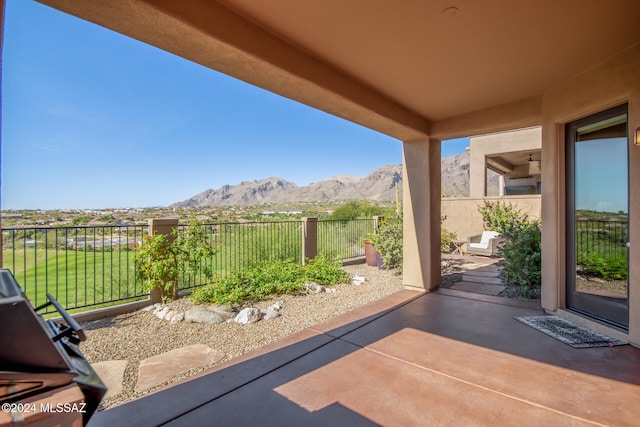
[81,264,404,410]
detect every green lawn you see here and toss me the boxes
[3,248,146,312]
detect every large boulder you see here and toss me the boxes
[234,307,262,324]
[185,305,234,324]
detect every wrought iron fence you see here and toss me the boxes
[576,219,628,258]
[576,219,628,279]
[1,224,149,314]
[177,221,302,290]
[317,219,375,261]
[1,218,375,313]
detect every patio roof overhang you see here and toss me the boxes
[27,0,640,345]
[35,0,640,140]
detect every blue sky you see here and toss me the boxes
[1,0,468,210]
[575,137,627,213]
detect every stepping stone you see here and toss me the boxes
[135,344,224,392]
[450,281,506,296]
[461,275,503,285]
[463,270,501,278]
[92,360,127,399]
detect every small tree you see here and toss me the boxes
[133,219,217,301]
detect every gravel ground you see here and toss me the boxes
[81,264,404,410]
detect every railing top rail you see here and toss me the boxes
[2,224,149,231]
[177,220,302,227]
[576,219,628,224]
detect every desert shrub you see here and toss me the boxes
[373,214,403,272]
[440,215,457,252]
[479,201,541,298]
[133,219,216,301]
[330,200,389,220]
[500,220,542,298]
[303,255,351,284]
[577,252,627,280]
[191,256,349,306]
[479,200,527,233]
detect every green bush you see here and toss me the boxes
[330,200,389,220]
[191,256,350,306]
[440,215,457,253]
[374,215,403,271]
[479,201,541,298]
[577,252,627,280]
[479,200,527,233]
[500,221,542,298]
[133,219,217,301]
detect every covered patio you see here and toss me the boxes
[87,289,640,426]
[4,0,640,424]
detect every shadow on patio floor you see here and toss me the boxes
[88,286,640,426]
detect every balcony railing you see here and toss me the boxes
[1,218,375,314]
[1,224,149,314]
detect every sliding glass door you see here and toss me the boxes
[566,104,629,328]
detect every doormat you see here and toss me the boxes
[514,316,627,348]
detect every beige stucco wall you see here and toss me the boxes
[441,196,541,242]
[541,43,640,346]
[469,127,542,197]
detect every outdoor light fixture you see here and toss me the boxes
[636,127,640,146]
[528,153,541,175]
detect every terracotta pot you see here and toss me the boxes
[364,241,377,266]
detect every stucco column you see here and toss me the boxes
[540,123,564,313]
[402,138,441,291]
[301,217,318,265]
[469,148,486,198]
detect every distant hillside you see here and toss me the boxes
[171,152,492,207]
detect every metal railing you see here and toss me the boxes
[2,224,149,314]
[317,219,375,261]
[177,220,302,290]
[576,219,628,279]
[576,219,628,259]
[1,218,375,313]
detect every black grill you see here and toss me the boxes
[0,269,106,424]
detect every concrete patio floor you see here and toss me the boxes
[88,288,640,427]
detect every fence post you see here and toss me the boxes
[301,217,318,265]
[373,216,384,232]
[147,218,179,304]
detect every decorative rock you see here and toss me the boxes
[351,275,366,286]
[141,304,160,312]
[261,306,280,320]
[271,301,283,310]
[234,307,262,324]
[305,282,325,293]
[185,306,233,324]
[170,313,184,324]
[154,307,170,320]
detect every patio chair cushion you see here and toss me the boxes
[468,231,500,250]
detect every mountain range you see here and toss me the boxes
[172,151,482,207]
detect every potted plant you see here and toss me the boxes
[364,233,378,267]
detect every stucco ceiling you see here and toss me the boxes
[34,0,640,140]
[220,0,640,121]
